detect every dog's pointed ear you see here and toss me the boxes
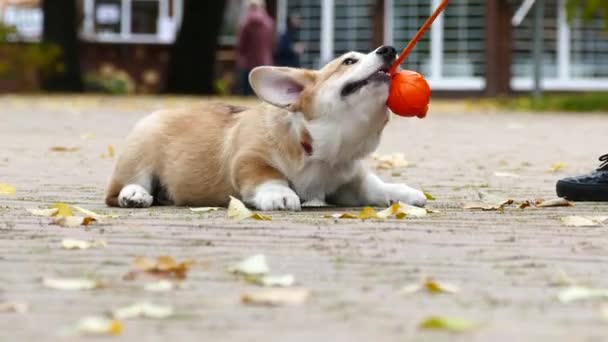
[249,67,316,109]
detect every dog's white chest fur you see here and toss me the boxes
[289,160,359,201]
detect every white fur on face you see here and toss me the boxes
[307,49,391,165]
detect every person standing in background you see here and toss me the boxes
[235,0,274,96]
[275,13,305,68]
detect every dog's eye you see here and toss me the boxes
[342,58,358,66]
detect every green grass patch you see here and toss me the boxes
[495,93,608,113]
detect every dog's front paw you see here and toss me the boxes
[385,184,427,207]
[252,182,301,211]
[118,184,154,208]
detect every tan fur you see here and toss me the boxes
[105,103,307,207]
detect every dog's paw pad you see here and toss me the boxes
[118,184,153,208]
[253,183,301,211]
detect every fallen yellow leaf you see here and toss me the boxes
[51,202,73,217]
[74,317,123,336]
[419,316,477,332]
[0,183,16,196]
[50,146,79,152]
[101,145,115,158]
[358,207,379,220]
[547,162,567,173]
[227,196,271,220]
[424,192,436,200]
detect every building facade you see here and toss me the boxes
[1,0,606,93]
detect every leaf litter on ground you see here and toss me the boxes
[50,146,80,152]
[229,254,296,287]
[463,191,514,211]
[125,256,194,281]
[547,162,567,173]
[227,196,271,221]
[401,278,460,295]
[418,316,478,332]
[62,316,123,337]
[0,183,17,195]
[326,202,433,220]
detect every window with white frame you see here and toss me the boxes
[287,0,320,68]
[511,0,558,79]
[333,0,373,56]
[511,0,608,90]
[81,0,182,43]
[0,2,42,41]
[570,10,608,78]
[442,0,484,78]
[393,0,432,75]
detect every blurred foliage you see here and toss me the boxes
[496,93,608,112]
[566,0,608,29]
[0,23,62,91]
[84,64,135,94]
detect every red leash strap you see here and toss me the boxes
[388,0,450,75]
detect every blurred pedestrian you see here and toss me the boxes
[275,13,305,68]
[235,0,274,96]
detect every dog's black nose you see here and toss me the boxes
[376,45,397,62]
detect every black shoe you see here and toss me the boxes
[556,154,608,202]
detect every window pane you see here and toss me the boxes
[95,0,122,34]
[131,0,159,34]
[442,0,485,78]
[393,0,431,76]
[570,11,608,78]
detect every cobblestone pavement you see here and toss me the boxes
[0,96,607,341]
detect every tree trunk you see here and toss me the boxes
[42,0,83,92]
[165,0,227,94]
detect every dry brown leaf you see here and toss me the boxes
[241,288,310,306]
[129,256,193,280]
[50,146,80,152]
[51,216,96,227]
[401,278,459,295]
[463,199,514,211]
[324,213,358,219]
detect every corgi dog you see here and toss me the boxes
[105,45,427,210]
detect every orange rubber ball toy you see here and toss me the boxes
[385,0,448,119]
[387,70,430,118]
